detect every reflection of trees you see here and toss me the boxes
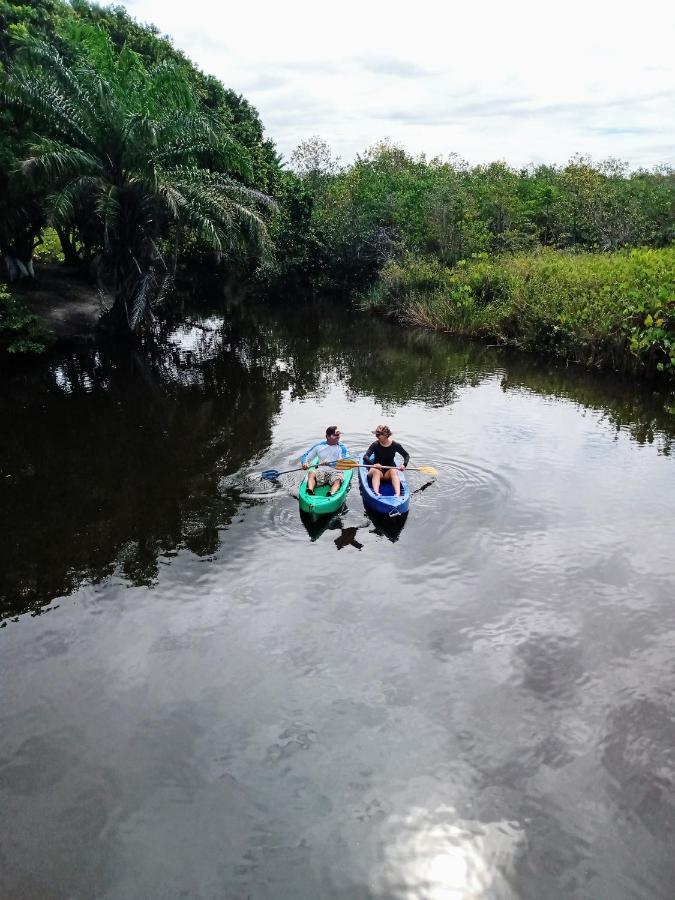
[499,355,674,455]
[233,301,495,406]
[602,697,675,837]
[514,633,584,704]
[2,299,674,620]
[0,322,288,620]
[244,301,675,451]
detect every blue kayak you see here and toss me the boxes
[357,453,410,516]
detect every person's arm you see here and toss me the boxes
[395,442,410,468]
[365,442,381,467]
[338,441,349,459]
[300,440,325,467]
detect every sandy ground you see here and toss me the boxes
[13,264,110,343]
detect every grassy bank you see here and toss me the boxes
[362,247,675,378]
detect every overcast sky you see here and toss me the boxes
[123,0,674,170]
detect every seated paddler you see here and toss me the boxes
[300,425,350,496]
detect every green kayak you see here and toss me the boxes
[298,458,352,515]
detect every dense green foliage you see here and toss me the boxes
[0,283,49,352]
[0,0,279,335]
[271,139,674,377]
[5,26,275,332]
[0,2,673,375]
[362,247,675,376]
[32,227,64,263]
[278,140,674,293]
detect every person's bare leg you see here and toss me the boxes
[308,471,317,492]
[390,470,401,497]
[370,467,381,495]
[329,477,342,496]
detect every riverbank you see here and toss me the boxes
[4,249,675,385]
[10,264,107,343]
[362,247,675,379]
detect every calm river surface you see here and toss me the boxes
[2,302,675,899]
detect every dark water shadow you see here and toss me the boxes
[365,510,409,543]
[298,508,346,543]
[299,508,371,553]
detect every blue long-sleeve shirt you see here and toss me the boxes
[300,439,350,471]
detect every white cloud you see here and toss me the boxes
[123,0,675,168]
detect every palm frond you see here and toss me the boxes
[127,269,156,330]
[45,175,104,225]
[151,136,216,165]
[158,184,184,221]
[2,74,96,151]
[22,142,102,185]
[153,110,218,153]
[13,35,99,124]
[147,60,197,112]
[95,186,122,252]
[164,166,277,210]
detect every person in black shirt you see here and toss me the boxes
[364,424,410,497]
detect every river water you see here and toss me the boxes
[1,302,675,899]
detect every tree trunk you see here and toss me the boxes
[99,290,135,339]
[1,226,38,281]
[56,227,80,267]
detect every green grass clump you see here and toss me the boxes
[32,228,65,264]
[0,285,50,354]
[362,247,675,377]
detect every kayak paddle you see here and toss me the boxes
[261,465,315,481]
[335,459,438,476]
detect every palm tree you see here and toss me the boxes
[2,26,275,334]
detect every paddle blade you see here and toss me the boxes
[335,458,359,470]
[417,465,438,476]
[261,469,281,481]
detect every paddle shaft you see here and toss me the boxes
[338,462,420,472]
[262,466,312,479]
[334,459,437,475]
[261,462,323,480]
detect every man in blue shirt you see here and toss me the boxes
[300,425,350,496]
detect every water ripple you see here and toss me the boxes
[414,454,513,511]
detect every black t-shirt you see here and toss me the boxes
[365,440,410,468]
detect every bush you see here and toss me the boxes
[0,285,50,354]
[32,228,65,263]
[362,247,675,377]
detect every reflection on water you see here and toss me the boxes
[1,300,675,899]
[300,507,408,546]
[333,526,365,551]
[372,806,522,899]
[367,510,409,543]
[299,508,346,543]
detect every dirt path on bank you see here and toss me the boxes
[13,264,110,343]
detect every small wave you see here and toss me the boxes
[409,456,512,519]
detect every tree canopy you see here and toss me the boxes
[0,0,672,350]
[0,0,279,333]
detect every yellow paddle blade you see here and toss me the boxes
[335,458,360,470]
[417,465,438,476]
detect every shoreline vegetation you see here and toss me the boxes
[362,248,675,378]
[0,1,673,382]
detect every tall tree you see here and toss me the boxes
[2,27,275,333]
[0,0,70,279]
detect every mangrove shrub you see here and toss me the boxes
[363,247,675,377]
